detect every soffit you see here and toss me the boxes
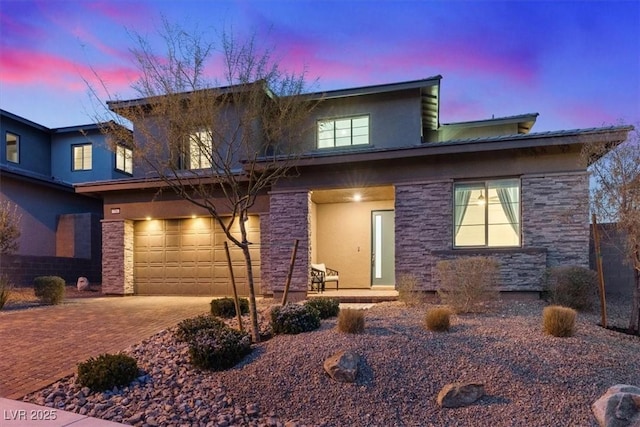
[311,185,394,204]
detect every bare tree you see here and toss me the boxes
[584,125,639,334]
[0,200,21,255]
[90,20,318,342]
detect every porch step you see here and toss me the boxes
[307,290,398,304]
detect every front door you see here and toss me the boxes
[371,210,395,286]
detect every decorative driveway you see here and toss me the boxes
[0,296,211,399]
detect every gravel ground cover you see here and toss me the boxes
[24,297,639,427]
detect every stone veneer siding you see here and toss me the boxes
[395,181,452,287]
[395,172,589,292]
[101,219,134,295]
[265,191,311,295]
[521,172,589,267]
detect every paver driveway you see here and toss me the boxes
[0,296,211,399]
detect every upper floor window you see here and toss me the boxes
[186,130,212,169]
[115,145,133,174]
[454,178,521,248]
[6,132,19,163]
[317,115,369,149]
[72,144,92,171]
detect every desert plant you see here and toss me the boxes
[304,297,340,319]
[396,273,429,307]
[188,326,252,370]
[33,276,65,305]
[0,275,12,310]
[542,305,577,337]
[210,297,249,318]
[77,353,139,391]
[435,257,500,313]
[174,314,226,342]
[543,266,598,311]
[337,308,365,334]
[270,303,321,335]
[424,306,453,332]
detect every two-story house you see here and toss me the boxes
[0,110,132,285]
[75,77,632,299]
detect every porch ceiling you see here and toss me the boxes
[311,185,394,204]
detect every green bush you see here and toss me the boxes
[435,257,500,313]
[77,353,139,391]
[543,266,598,311]
[270,303,321,335]
[33,276,65,305]
[304,297,340,319]
[0,276,11,310]
[174,314,226,342]
[424,306,453,332]
[210,297,249,318]
[542,305,577,337]
[188,326,252,370]
[337,308,365,334]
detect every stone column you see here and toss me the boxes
[101,219,134,295]
[395,180,452,290]
[268,190,311,301]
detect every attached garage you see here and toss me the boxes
[133,216,261,295]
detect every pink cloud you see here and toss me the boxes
[0,46,137,94]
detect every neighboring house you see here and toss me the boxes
[0,109,131,285]
[74,77,632,298]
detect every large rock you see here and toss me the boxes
[437,382,485,408]
[77,277,90,291]
[592,384,640,427]
[323,350,359,383]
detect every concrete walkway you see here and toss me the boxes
[0,296,211,400]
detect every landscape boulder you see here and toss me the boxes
[76,277,90,291]
[437,382,485,408]
[323,350,359,383]
[592,384,640,427]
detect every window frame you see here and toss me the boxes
[5,131,19,164]
[316,115,370,149]
[115,144,133,175]
[72,143,92,171]
[452,178,522,249]
[183,129,212,170]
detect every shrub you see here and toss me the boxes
[33,276,65,305]
[188,326,252,370]
[424,306,453,332]
[175,314,226,342]
[210,297,249,318]
[542,305,577,337]
[0,276,11,310]
[543,266,598,311]
[270,303,321,335]
[304,297,340,319]
[396,273,429,307]
[77,353,139,391]
[337,308,365,334]
[435,257,500,313]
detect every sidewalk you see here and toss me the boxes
[0,296,210,400]
[0,398,121,426]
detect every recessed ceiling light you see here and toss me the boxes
[353,193,362,202]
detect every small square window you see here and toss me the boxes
[6,132,19,163]
[72,144,92,171]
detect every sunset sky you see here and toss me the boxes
[1,0,638,132]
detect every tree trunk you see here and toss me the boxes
[239,218,260,343]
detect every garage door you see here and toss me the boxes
[134,216,261,295]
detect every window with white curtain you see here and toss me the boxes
[453,178,521,247]
[317,115,369,148]
[187,130,212,169]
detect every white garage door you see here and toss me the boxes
[134,216,261,295]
